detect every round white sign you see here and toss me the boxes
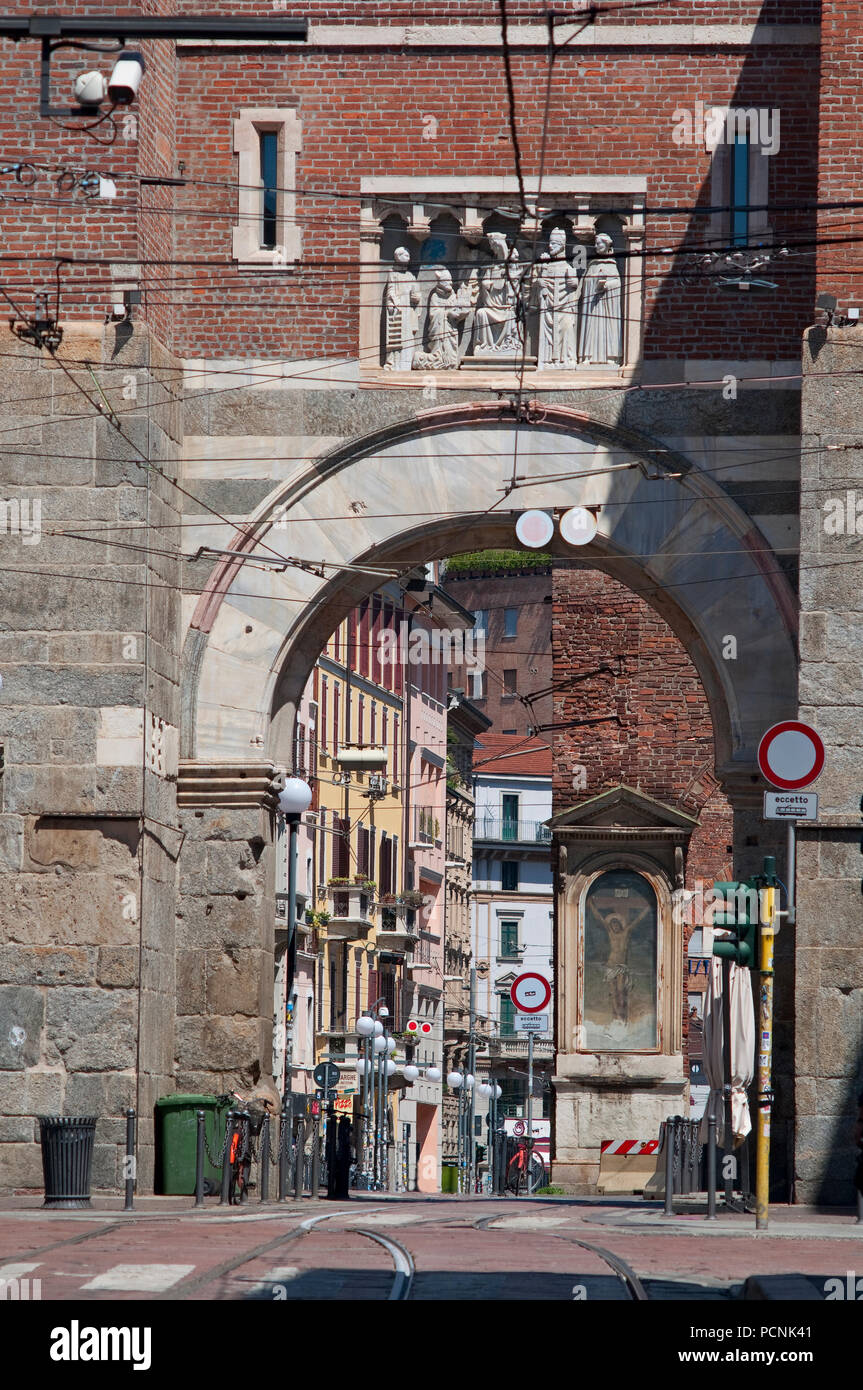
[559,506,598,547]
[510,972,552,1013]
[515,509,554,549]
[758,720,825,791]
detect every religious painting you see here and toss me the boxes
[582,870,659,1051]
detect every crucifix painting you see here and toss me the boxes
[583,870,659,1051]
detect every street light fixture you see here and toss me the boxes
[277,776,312,1111]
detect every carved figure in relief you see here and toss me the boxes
[413,267,476,371]
[383,246,421,370]
[535,227,583,368]
[578,232,622,365]
[473,231,525,355]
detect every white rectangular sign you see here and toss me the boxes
[514,1014,548,1033]
[763,791,818,821]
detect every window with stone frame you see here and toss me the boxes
[232,108,302,269]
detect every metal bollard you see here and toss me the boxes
[123,1108,136,1212]
[259,1114,270,1203]
[194,1109,205,1208]
[706,1114,717,1220]
[294,1118,305,1200]
[278,1106,289,1202]
[663,1118,674,1216]
[219,1111,235,1205]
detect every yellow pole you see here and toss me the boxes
[755,885,777,1231]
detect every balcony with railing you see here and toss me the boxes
[474,817,552,845]
[376,902,419,954]
[490,1036,554,1059]
[325,881,374,940]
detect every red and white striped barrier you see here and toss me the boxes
[600,1139,660,1157]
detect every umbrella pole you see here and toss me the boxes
[722,955,734,1208]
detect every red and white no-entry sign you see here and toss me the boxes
[758,721,825,791]
[510,973,552,1014]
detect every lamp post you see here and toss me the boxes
[356,1014,377,1187]
[447,1069,463,1191]
[364,997,391,1188]
[277,778,312,1112]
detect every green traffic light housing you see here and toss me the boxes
[711,878,759,966]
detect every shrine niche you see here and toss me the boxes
[548,784,693,1190]
[583,869,658,1052]
[359,180,645,376]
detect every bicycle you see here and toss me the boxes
[505,1139,547,1195]
[225,1109,254,1205]
[225,1089,274,1204]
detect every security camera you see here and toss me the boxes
[107,52,146,106]
[73,71,108,106]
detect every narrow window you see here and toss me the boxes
[501,860,519,892]
[503,669,518,698]
[500,919,519,957]
[504,608,518,637]
[730,134,749,247]
[259,130,279,249]
[499,993,516,1039]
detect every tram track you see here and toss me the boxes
[10,1201,645,1301]
[474,1213,649,1301]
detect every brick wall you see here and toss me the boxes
[0,8,819,359]
[444,564,552,737]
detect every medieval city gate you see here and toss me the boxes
[177,402,797,1191]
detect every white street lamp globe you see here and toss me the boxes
[373,1020,384,1036]
[277,777,312,817]
[356,1059,368,1076]
[494,1084,502,1100]
[478,1082,492,1098]
[385,1036,397,1055]
[465,1073,475,1089]
[356,1016,375,1037]
[403,1064,420,1083]
[385,1058,397,1076]
[379,1006,390,1019]
[425,1066,442,1083]
[373,1035,387,1053]
[447,1071,463,1089]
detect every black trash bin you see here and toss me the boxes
[38,1116,97,1209]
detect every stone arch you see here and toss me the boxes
[181,402,797,782]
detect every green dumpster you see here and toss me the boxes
[155,1094,234,1195]
[441,1164,459,1194]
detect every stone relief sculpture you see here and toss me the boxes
[413,267,476,370]
[473,231,525,357]
[383,246,421,370]
[535,227,583,368]
[578,232,623,365]
[379,224,624,370]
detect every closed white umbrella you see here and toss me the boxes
[699,956,755,1147]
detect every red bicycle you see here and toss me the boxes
[506,1138,546,1195]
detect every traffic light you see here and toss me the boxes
[710,878,759,966]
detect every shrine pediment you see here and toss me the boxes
[548,785,698,837]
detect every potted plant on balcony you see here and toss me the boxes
[397,889,425,910]
[327,876,351,887]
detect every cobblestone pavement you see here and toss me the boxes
[2,1194,861,1301]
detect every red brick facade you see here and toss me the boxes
[552,563,734,886]
[0,3,819,359]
